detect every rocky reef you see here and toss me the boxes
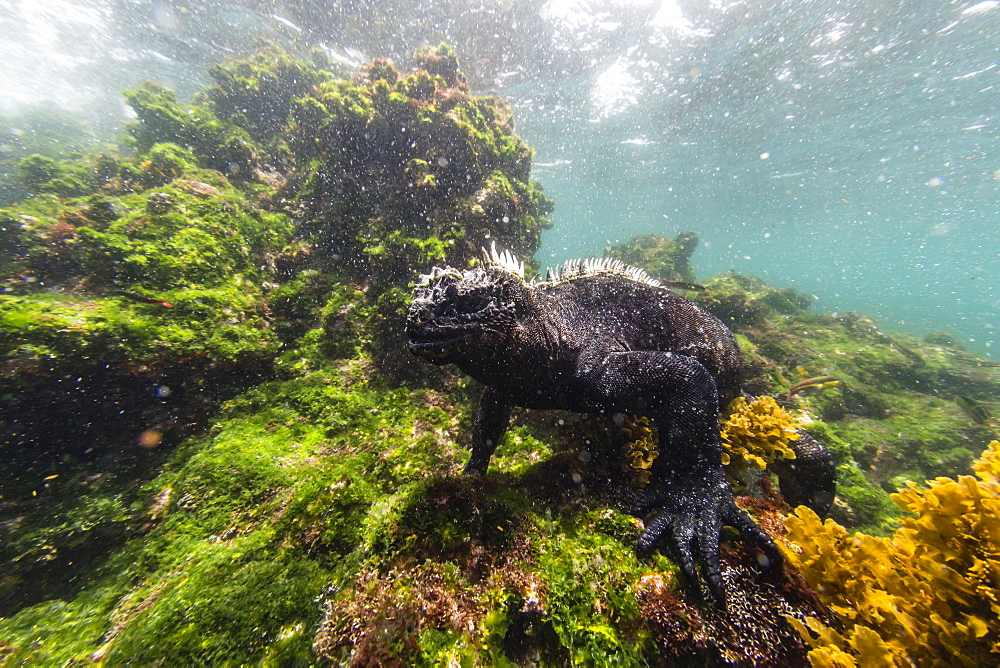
[1,47,998,665]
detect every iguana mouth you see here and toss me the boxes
[406,330,475,360]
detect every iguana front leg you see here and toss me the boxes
[464,387,513,475]
[581,350,780,604]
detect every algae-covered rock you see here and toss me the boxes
[202,44,333,143]
[280,43,552,289]
[123,82,259,181]
[605,231,699,282]
[0,73,301,623]
[694,272,814,331]
[272,43,552,380]
[16,154,97,198]
[0,103,111,206]
[0,173,295,550]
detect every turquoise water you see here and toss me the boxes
[507,0,999,357]
[1,0,997,355]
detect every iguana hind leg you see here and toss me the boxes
[582,349,779,605]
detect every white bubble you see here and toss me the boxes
[926,177,942,187]
[759,152,770,159]
[155,385,172,398]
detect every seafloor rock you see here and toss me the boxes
[278,43,553,283]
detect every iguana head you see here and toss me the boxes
[405,263,524,365]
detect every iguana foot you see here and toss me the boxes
[636,467,781,605]
[462,458,489,476]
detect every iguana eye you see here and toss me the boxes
[456,292,489,312]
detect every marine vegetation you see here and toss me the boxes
[1,43,999,666]
[721,395,800,472]
[274,43,553,379]
[605,231,699,283]
[620,416,659,486]
[783,440,1000,667]
[0,103,110,206]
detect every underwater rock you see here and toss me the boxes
[203,44,332,143]
[275,44,552,382]
[16,155,96,198]
[692,272,814,332]
[123,83,259,182]
[605,231,699,283]
[279,44,552,286]
[0,155,295,618]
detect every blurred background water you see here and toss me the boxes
[1,0,997,356]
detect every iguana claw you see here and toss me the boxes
[636,468,780,605]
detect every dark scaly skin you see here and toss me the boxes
[771,429,836,512]
[406,263,784,604]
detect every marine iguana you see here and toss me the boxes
[405,245,834,602]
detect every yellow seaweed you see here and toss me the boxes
[620,416,659,485]
[783,440,1000,666]
[720,395,800,471]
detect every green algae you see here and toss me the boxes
[605,231,699,283]
[1,365,457,663]
[16,154,97,198]
[123,83,258,180]
[280,44,552,293]
[2,350,796,664]
[135,142,199,187]
[0,103,111,206]
[3,44,556,665]
[537,522,652,663]
[203,45,333,143]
